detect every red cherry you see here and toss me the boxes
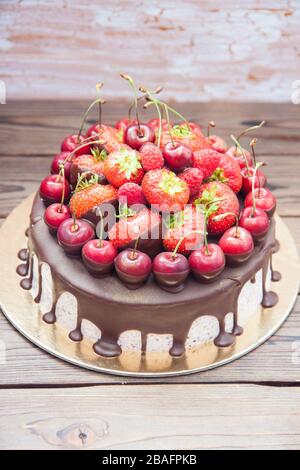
[239,207,270,242]
[57,219,94,256]
[227,146,253,169]
[114,249,152,289]
[153,252,190,293]
[219,226,254,265]
[44,203,71,235]
[241,167,266,194]
[124,123,155,150]
[61,134,90,156]
[82,239,117,277]
[189,244,225,281]
[244,187,276,218]
[39,174,70,206]
[209,135,227,153]
[51,152,72,180]
[162,141,193,172]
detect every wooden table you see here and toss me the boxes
[0,101,299,450]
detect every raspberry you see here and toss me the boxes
[140,142,164,172]
[118,182,147,207]
[178,167,203,196]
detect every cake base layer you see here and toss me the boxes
[17,193,279,358]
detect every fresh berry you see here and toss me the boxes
[244,187,276,218]
[193,148,221,180]
[142,169,190,212]
[85,123,121,152]
[124,123,155,150]
[178,168,203,196]
[108,208,161,250]
[189,244,225,281]
[118,182,147,207]
[61,134,90,156]
[140,142,164,172]
[147,118,169,133]
[162,141,193,172]
[44,203,71,235]
[208,154,242,193]
[82,239,117,277]
[103,147,144,188]
[239,207,270,242]
[69,180,118,219]
[197,182,239,235]
[241,167,266,194]
[153,252,190,293]
[226,146,252,169]
[57,218,95,257]
[51,152,72,180]
[114,248,152,289]
[219,226,254,265]
[161,124,209,153]
[209,135,227,153]
[40,174,70,206]
[115,118,136,132]
[163,207,204,255]
[70,148,108,186]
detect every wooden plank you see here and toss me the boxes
[0,293,299,386]
[1,0,299,103]
[0,384,300,449]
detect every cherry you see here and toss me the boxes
[244,187,276,218]
[39,174,70,206]
[242,167,266,194]
[124,123,155,150]
[239,207,270,242]
[219,226,254,265]
[82,239,117,277]
[51,152,73,181]
[61,134,90,156]
[227,146,252,169]
[114,248,152,289]
[162,141,193,172]
[57,218,94,257]
[44,203,71,235]
[115,118,137,133]
[209,135,227,153]
[153,252,190,293]
[189,244,225,281]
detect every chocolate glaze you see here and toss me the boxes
[18,193,280,358]
[270,254,282,282]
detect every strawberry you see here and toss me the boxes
[118,182,147,207]
[108,208,161,249]
[70,148,108,186]
[69,178,118,219]
[160,124,209,153]
[103,147,144,188]
[196,182,239,235]
[142,169,190,212]
[147,118,170,133]
[140,142,164,172]
[86,124,122,153]
[209,135,228,153]
[193,148,221,180]
[208,154,242,193]
[163,206,204,255]
[178,167,203,196]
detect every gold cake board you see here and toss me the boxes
[0,194,299,377]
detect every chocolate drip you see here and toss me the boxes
[18,248,29,261]
[270,254,281,282]
[20,193,281,358]
[141,333,147,354]
[25,227,29,237]
[250,275,256,284]
[261,255,279,309]
[17,249,30,276]
[273,239,280,254]
[34,263,42,303]
[20,254,33,290]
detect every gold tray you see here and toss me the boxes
[0,194,299,377]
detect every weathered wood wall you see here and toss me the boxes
[0,0,299,102]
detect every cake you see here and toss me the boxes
[17,78,281,359]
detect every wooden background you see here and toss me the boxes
[1,0,300,102]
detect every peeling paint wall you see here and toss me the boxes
[0,0,299,101]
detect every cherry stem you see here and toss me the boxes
[77,97,106,142]
[250,162,264,217]
[64,137,106,166]
[96,210,104,247]
[130,236,140,260]
[214,211,240,237]
[120,74,141,132]
[250,138,257,167]
[172,229,203,259]
[236,120,265,146]
[95,82,103,127]
[207,121,215,140]
[164,103,175,147]
[202,212,210,256]
[230,134,250,173]
[58,164,65,211]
